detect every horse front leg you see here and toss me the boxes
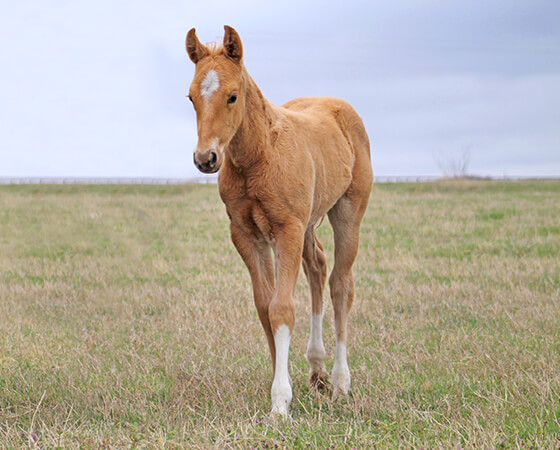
[230,224,276,369]
[302,228,328,389]
[268,220,305,418]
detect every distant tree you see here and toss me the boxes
[434,145,472,178]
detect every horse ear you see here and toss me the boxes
[186,28,207,64]
[223,25,243,63]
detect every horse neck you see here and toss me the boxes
[227,70,275,171]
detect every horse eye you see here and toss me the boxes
[227,94,237,104]
[188,95,193,103]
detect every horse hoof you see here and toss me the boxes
[269,405,291,421]
[309,368,329,391]
[332,385,350,400]
[331,366,351,399]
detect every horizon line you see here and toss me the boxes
[1,175,560,185]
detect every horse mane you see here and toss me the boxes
[205,41,224,56]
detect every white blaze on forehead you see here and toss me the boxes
[201,69,220,99]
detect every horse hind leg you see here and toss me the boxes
[327,191,369,398]
[302,228,329,389]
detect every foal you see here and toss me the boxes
[186,26,373,417]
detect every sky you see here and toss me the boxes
[0,0,559,178]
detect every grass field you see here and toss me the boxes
[1,180,559,448]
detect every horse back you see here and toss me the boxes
[281,96,373,220]
[283,96,370,157]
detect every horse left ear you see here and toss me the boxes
[223,25,243,63]
[186,28,207,64]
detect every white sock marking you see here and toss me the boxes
[332,342,351,394]
[306,314,326,369]
[271,325,292,417]
[201,69,220,99]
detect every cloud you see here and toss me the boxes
[0,1,559,177]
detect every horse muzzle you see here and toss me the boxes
[194,148,221,173]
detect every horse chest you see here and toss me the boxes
[221,178,276,244]
[228,199,276,245]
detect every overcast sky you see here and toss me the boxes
[1,1,559,178]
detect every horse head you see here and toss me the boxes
[186,26,245,173]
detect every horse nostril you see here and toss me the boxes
[209,151,217,166]
[193,150,219,173]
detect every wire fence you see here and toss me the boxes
[0,177,217,185]
[0,176,557,185]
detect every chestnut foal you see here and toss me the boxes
[186,26,373,417]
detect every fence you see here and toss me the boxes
[0,176,556,185]
[0,177,217,185]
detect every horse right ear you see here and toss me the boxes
[223,25,243,63]
[186,28,207,64]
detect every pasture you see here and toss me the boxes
[0,180,559,448]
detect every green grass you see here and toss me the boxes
[0,180,559,448]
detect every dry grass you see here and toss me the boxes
[0,180,559,448]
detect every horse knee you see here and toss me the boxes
[268,296,295,332]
